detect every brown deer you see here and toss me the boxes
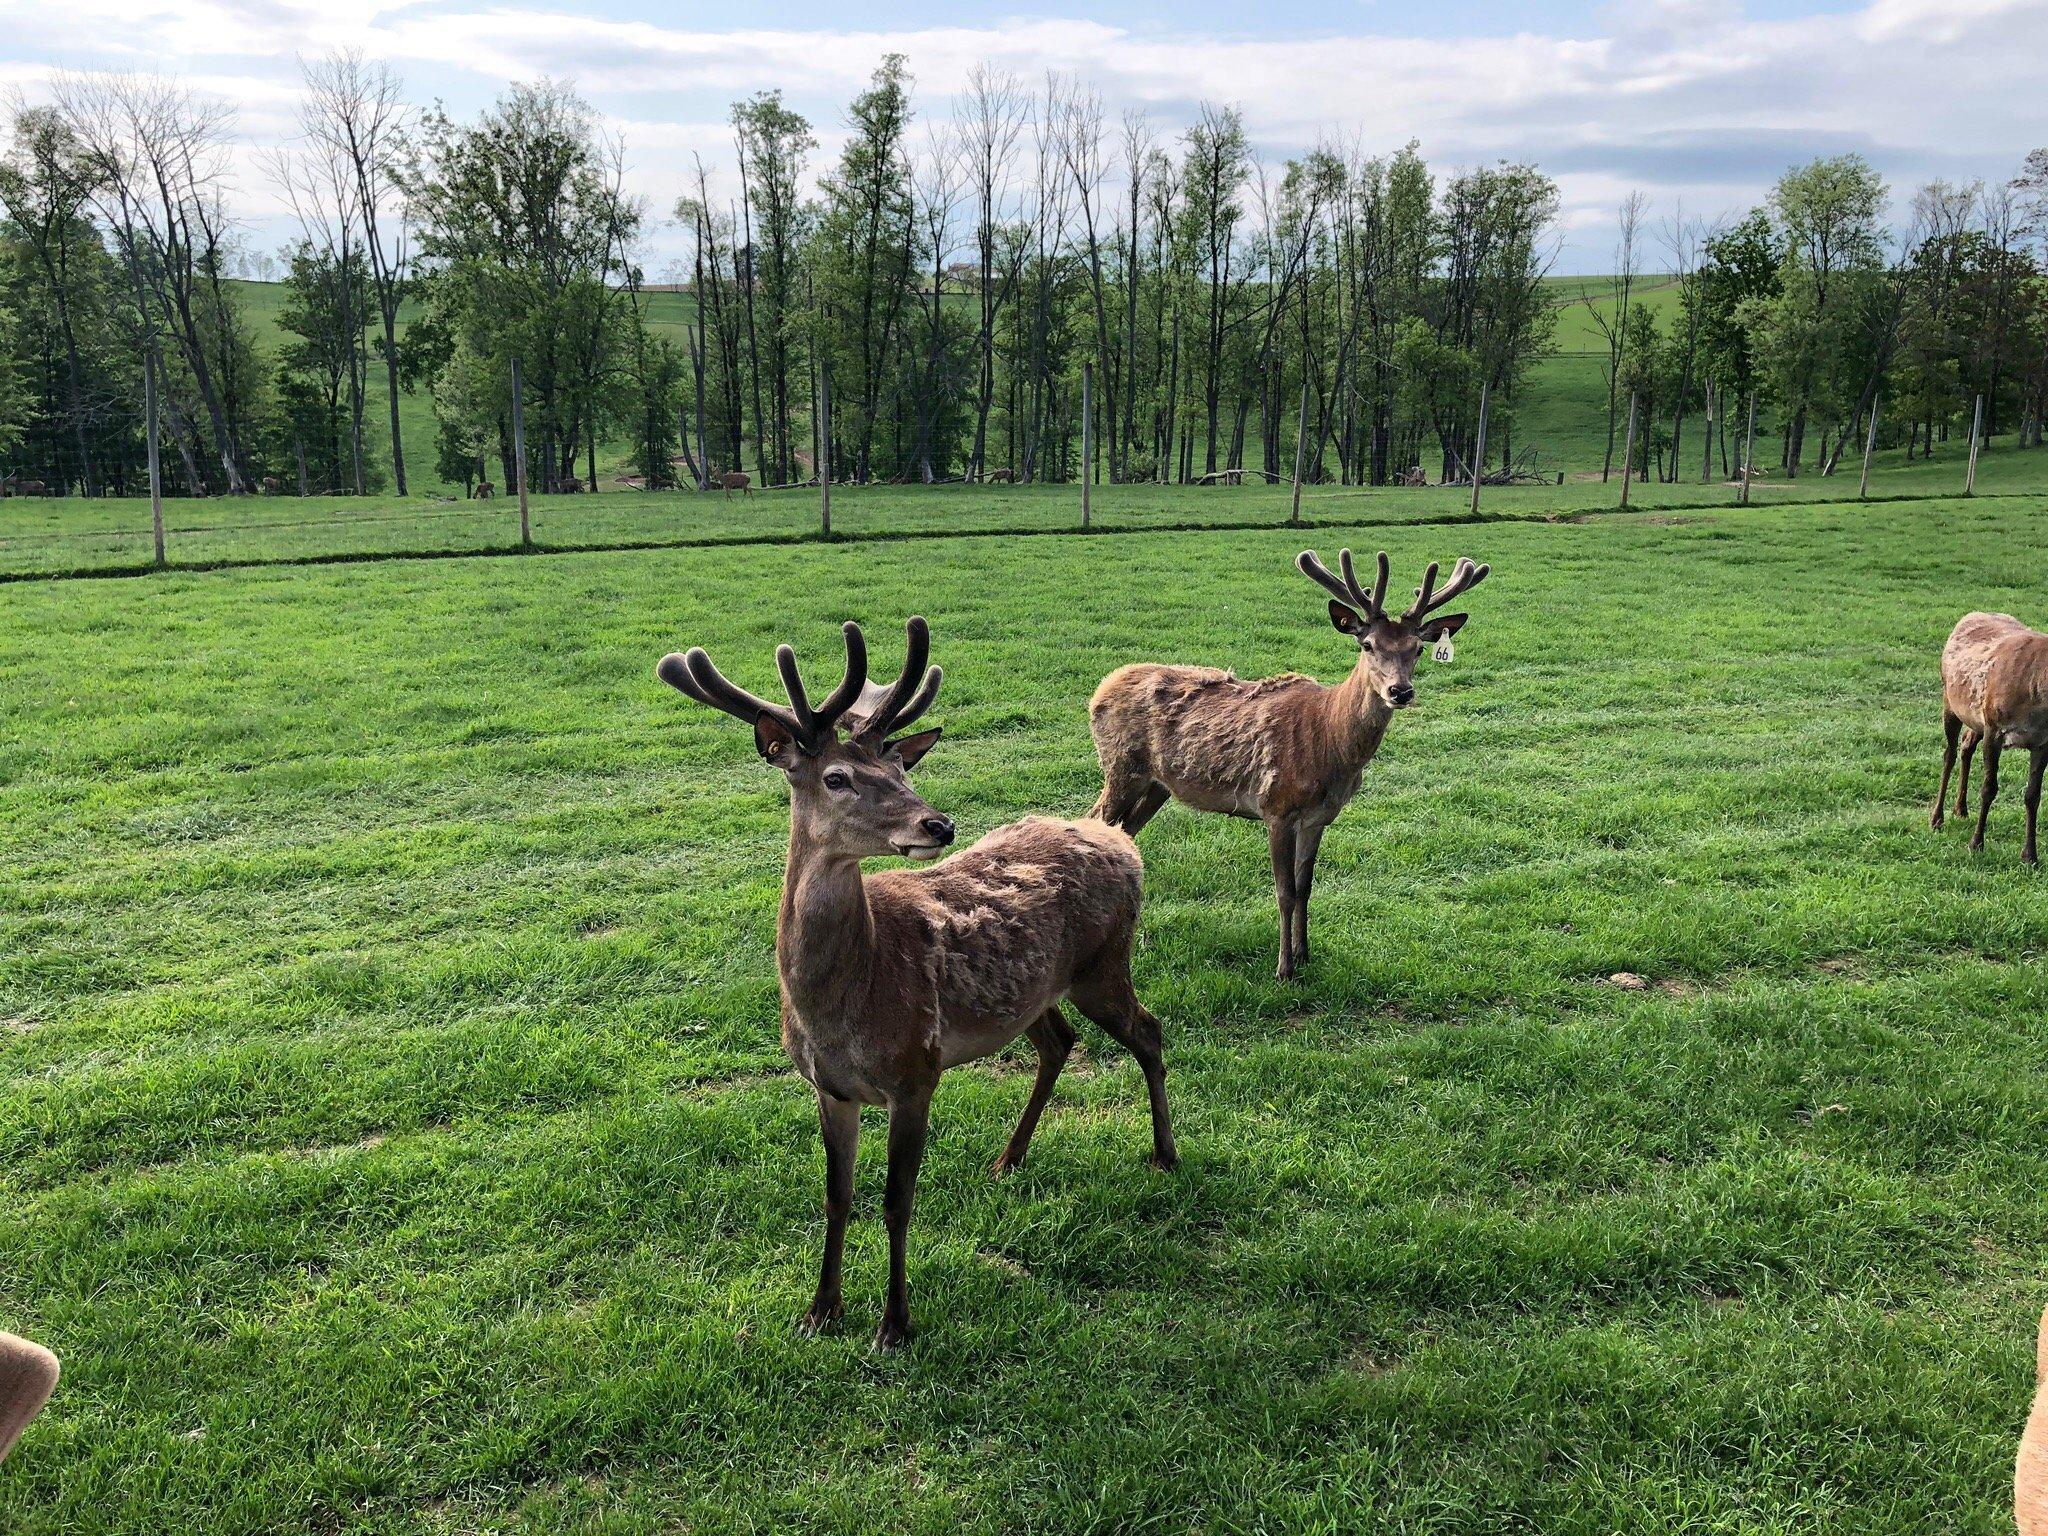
[2022,1303,2048,1536]
[657,617,1179,1349]
[0,1332,58,1464]
[709,471,752,497]
[471,481,495,500]
[1091,548,1489,979]
[1933,612,2048,863]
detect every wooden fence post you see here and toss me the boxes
[1081,360,1092,529]
[145,347,165,567]
[1619,390,1637,510]
[819,365,832,537]
[1469,380,1490,518]
[1966,393,1983,495]
[1702,381,1715,484]
[1739,394,1758,506]
[1859,396,1879,500]
[1291,369,1310,526]
[511,356,531,549]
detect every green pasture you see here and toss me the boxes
[1,432,2041,578]
[2,492,2046,1531]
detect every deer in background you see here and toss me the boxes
[1933,611,2048,863]
[658,617,1179,1349]
[1090,548,1489,979]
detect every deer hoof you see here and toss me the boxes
[1930,811,1944,829]
[798,1297,842,1336]
[1150,1148,1180,1173]
[1968,836,1985,853]
[990,1152,1022,1179]
[872,1316,911,1352]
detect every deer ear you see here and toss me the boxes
[755,714,800,765]
[887,727,942,770]
[1417,612,1470,642]
[1328,601,1368,637]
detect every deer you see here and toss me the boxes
[656,616,1179,1349]
[708,471,752,497]
[2022,1304,2048,1536]
[1090,547,1489,980]
[471,481,495,500]
[1933,612,2048,864]
[0,1332,58,1464]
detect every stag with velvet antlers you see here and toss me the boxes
[1090,548,1489,979]
[657,617,1179,1349]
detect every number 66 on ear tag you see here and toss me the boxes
[1432,635,1455,664]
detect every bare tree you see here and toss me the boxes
[957,65,1028,480]
[1583,191,1644,481]
[268,122,372,494]
[299,53,412,493]
[908,126,962,482]
[56,71,254,493]
[1660,206,1716,483]
[1054,76,1118,481]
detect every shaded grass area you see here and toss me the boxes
[3,500,2047,1531]
[1,437,2043,580]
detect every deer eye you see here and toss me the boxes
[823,769,852,791]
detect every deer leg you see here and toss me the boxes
[1970,739,2003,852]
[1291,822,1327,969]
[1122,782,1172,834]
[1069,958,1179,1172]
[875,1089,932,1351]
[800,1091,860,1336]
[1934,711,1962,829]
[1268,819,1300,980]
[1957,729,1980,817]
[993,1007,1076,1177]
[2023,748,2045,866]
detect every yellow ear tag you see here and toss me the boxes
[1432,635,1455,664]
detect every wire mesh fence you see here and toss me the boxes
[1,437,2040,582]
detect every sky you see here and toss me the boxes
[3,0,2044,273]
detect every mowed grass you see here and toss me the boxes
[3,498,2047,1532]
[2,435,2043,579]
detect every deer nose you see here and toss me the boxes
[1389,683,1415,707]
[920,815,956,846]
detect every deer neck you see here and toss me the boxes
[1328,655,1396,764]
[777,830,875,1021]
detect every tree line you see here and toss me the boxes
[1,56,2044,499]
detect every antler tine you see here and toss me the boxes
[682,647,805,739]
[1410,560,1441,614]
[775,644,817,737]
[1298,549,1373,617]
[854,617,933,742]
[1365,549,1392,615]
[812,621,870,730]
[885,665,943,738]
[1406,556,1490,619]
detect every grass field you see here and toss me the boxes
[4,493,2047,1532]
[2,434,2043,580]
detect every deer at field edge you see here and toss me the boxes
[1933,611,2048,864]
[1090,547,1488,979]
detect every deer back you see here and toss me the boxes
[1943,612,2048,739]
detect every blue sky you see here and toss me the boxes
[4,0,2044,272]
